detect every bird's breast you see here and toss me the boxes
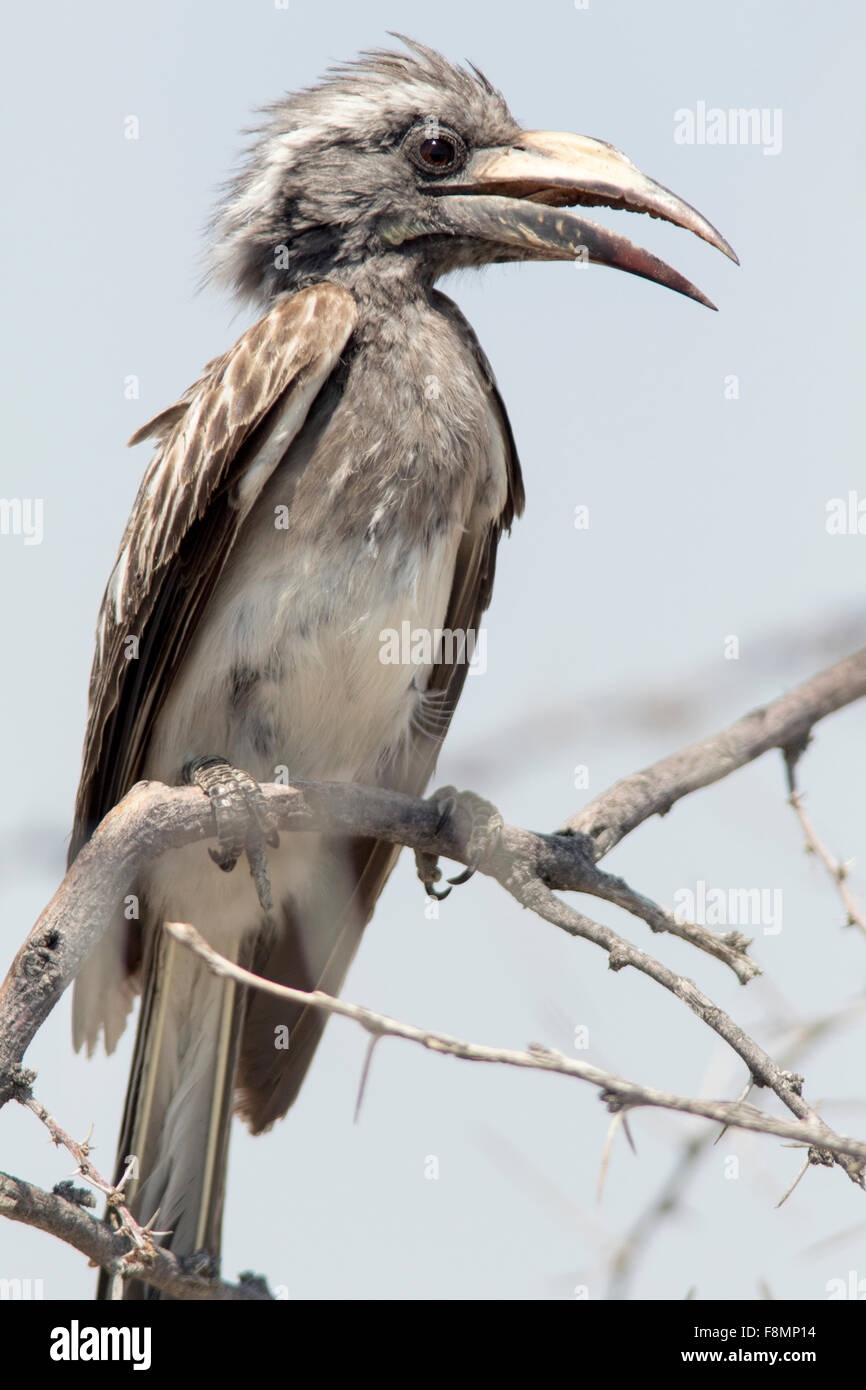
[146,310,507,790]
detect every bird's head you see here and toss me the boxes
[210,37,736,308]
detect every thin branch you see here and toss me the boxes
[598,1112,629,1203]
[20,1088,168,1259]
[7,647,861,1105]
[784,749,866,937]
[560,647,866,855]
[483,874,864,1187]
[0,779,759,1112]
[572,860,759,983]
[165,921,866,1170]
[776,1154,812,1208]
[7,646,861,1108]
[1,646,865,1292]
[606,998,866,1298]
[0,1171,272,1300]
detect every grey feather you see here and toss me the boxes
[73,39,528,1298]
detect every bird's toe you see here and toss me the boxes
[182,755,279,911]
[417,785,504,897]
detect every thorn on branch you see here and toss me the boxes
[622,1115,638,1155]
[776,1155,812,1208]
[785,765,866,937]
[354,1033,383,1123]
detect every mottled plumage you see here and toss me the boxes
[70,37,732,1298]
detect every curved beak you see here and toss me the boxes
[420,130,738,308]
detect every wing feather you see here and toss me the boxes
[70,282,358,863]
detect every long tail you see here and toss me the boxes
[93,831,406,1295]
[97,925,247,1300]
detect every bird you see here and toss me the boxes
[69,37,736,1298]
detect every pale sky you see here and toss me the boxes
[2,0,865,1300]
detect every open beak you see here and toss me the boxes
[425,130,738,308]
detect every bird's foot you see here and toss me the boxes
[415,785,504,901]
[182,756,280,912]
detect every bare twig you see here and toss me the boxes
[20,1088,168,1258]
[570,861,759,983]
[6,647,861,1113]
[776,1154,813,1208]
[2,646,865,1292]
[0,1171,272,1300]
[598,1112,629,1203]
[165,921,866,1171]
[0,781,759,1114]
[561,647,866,855]
[783,750,866,937]
[606,999,866,1297]
[788,791,866,935]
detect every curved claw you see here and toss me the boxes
[416,786,504,904]
[247,846,274,912]
[185,755,278,912]
[447,864,477,887]
[208,845,241,873]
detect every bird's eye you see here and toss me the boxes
[419,136,457,168]
[403,124,467,177]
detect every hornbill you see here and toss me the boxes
[70,37,736,1298]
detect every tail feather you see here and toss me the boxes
[97,925,247,1300]
[94,832,405,1294]
[237,835,400,1133]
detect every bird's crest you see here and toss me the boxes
[206,37,516,304]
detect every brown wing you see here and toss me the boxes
[238,291,525,1131]
[69,282,358,865]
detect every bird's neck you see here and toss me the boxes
[293,248,436,318]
